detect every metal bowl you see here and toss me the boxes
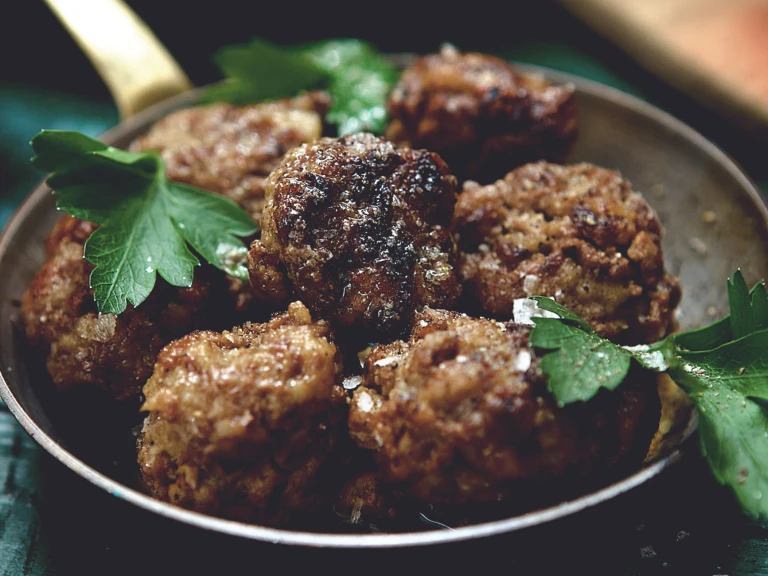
[1,67,766,547]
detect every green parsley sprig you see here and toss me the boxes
[31,130,257,315]
[204,38,398,135]
[529,270,768,520]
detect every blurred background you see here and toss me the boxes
[2,1,768,574]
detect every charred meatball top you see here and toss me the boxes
[132,92,330,227]
[387,45,577,183]
[138,302,346,525]
[20,215,221,402]
[453,162,681,344]
[349,308,660,504]
[248,133,461,336]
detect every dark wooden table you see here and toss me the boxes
[2,2,767,574]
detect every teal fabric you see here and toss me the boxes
[0,86,116,227]
[503,43,646,97]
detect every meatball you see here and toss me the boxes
[453,162,681,344]
[132,92,330,226]
[137,302,346,525]
[20,215,222,402]
[248,133,461,335]
[387,45,577,183]
[348,308,660,504]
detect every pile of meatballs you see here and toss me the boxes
[21,46,680,529]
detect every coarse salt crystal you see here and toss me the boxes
[523,274,539,295]
[514,350,532,372]
[512,298,559,325]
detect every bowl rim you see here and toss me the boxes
[1,63,765,548]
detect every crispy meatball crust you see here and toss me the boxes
[349,308,660,504]
[248,133,461,335]
[131,92,330,226]
[387,45,577,183]
[137,302,346,525]
[453,162,681,344]
[20,215,221,402]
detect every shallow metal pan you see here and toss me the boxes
[2,62,767,546]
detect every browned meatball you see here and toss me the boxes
[387,45,577,183]
[248,133,461,335]
[453,162,681,344]
[349,308,660,504]
[132,92,330,226]
[137,302,346,525]
[20,215,222,402]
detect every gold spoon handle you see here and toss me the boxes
[43,0,192,119]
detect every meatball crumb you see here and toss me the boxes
[335,471,400,524]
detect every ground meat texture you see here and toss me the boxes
[248,133,461,336]
[131,92,330,227]
[386,45,577,184]
[453,162,681,344]
[137,302,346,525]
[20,215,222,402]
[348,308,660,504]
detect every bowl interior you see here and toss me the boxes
[1,70,767,547]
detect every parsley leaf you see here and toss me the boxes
[31,130,257,315]
[728,269,768,339]
[529,296,592,329]
[204,37,326,105]
[205,37,398,135]
[674,270,768,351]
[528,297,634,405]
[528,270,768,520]
[301,40,399,135]
[669,330,768,520]
[673,315,733,352]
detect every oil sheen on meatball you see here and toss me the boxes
[20,215,220,402]
[137,302,346,525]
[453,162,681,344]
[131,92,330,227]
[248,133,461,335]
[387,45,577,183]
[348,308,660,504]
